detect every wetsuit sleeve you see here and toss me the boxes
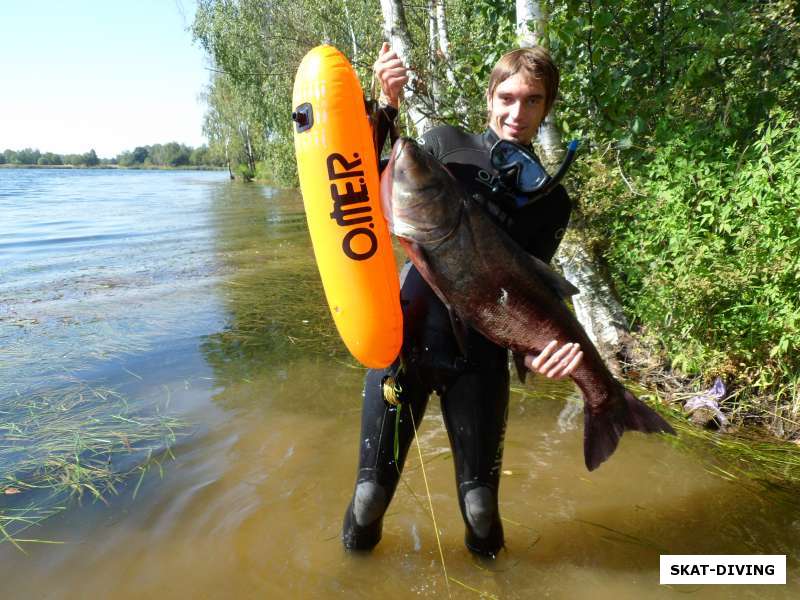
[419,127,445,159]
[372,106,397,173]
[518,184,572,263]
[375,105,398,157]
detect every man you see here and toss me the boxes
[342,43,582,557]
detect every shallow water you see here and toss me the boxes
[1,168,798,598]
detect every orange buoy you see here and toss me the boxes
[291,45,402,368]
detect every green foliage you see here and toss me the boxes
[190,0,800,419]
[193,0,386,184]
[118,143,206,167]
[427,0,518,129]
[603,110,800,387]
[149,143,190,167]
[542,0,800,418]
[11,148,40,165]
[256,135,298,187]
[2,144,222,168]
[83,149,99,166]
[236,162,255,181]
[549,0,800,148]
[37,152,62,166]
[189,146,210,166]
[191,0,527,178]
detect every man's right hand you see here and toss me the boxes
[374,42,408,108]
[524,340,583,380]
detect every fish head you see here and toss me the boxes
[380,137,463,245]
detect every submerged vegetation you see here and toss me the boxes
[0,379,182,548]
[192,0,800,438]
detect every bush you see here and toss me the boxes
[255,137,298,187]
[236,163,254,181]
[593,108,800,407]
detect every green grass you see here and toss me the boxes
[1,379,184,550]
[634,381,800,508]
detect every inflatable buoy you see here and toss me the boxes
[292,45,402,368]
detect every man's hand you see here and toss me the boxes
[374,42,408,108]
[525,340,583,380]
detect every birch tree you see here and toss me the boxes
[428,0,439,114]
[379,0,432,134]
[434,0,466,114]
[341,0,359,65]
[516,0,630,367]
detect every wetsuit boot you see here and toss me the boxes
[460,483,505,557]
[441,354,510,558]
[342,365,431,551]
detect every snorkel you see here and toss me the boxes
[539,139,579,196]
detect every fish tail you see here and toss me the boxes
[584,387,676,472]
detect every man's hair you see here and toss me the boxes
[486,47,560,115]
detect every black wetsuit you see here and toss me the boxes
[342,123,572,556]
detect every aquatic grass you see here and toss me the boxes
[511,368,800,507]
[1,379,184,548]
[630,342,800,487]
[573,518,669,554]
[643,388,800,503]
[634,387,800,507]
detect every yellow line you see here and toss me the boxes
[449,576,500,599]
[408,405,451,599]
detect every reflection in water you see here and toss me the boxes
[1,170,798,598]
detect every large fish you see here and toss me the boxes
[381,137,675,471]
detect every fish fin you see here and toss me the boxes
[512,352,528,384]
[403,239,470,356]
[404,241,437,287]
[583,387,676,472]
[403,240,452,306]
[523,253,580,299]
[410,240,468,357]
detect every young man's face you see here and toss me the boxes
[486,73,548,146]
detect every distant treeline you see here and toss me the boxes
[1,143,227,168]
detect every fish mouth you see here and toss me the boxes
[382,136,463,245]
[381,138,411,190]
[393,137,407,156]
[390,137,413,172]
[389,137,438,191]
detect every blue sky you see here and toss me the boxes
[0,1,210,158]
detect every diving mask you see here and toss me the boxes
[489,139,580,204]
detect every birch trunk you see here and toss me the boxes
[225,142,233,180]
[240,122,255,178]
[555,231,630,373]
[342,0,358,65]
[379,0,432,135]
[516,0,543,46]
[427,0,439,114]
[434,0,466,114]
[516,0,630,368]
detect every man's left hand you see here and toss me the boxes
[525,340,582,380]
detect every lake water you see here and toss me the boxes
[1,168,798,598]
